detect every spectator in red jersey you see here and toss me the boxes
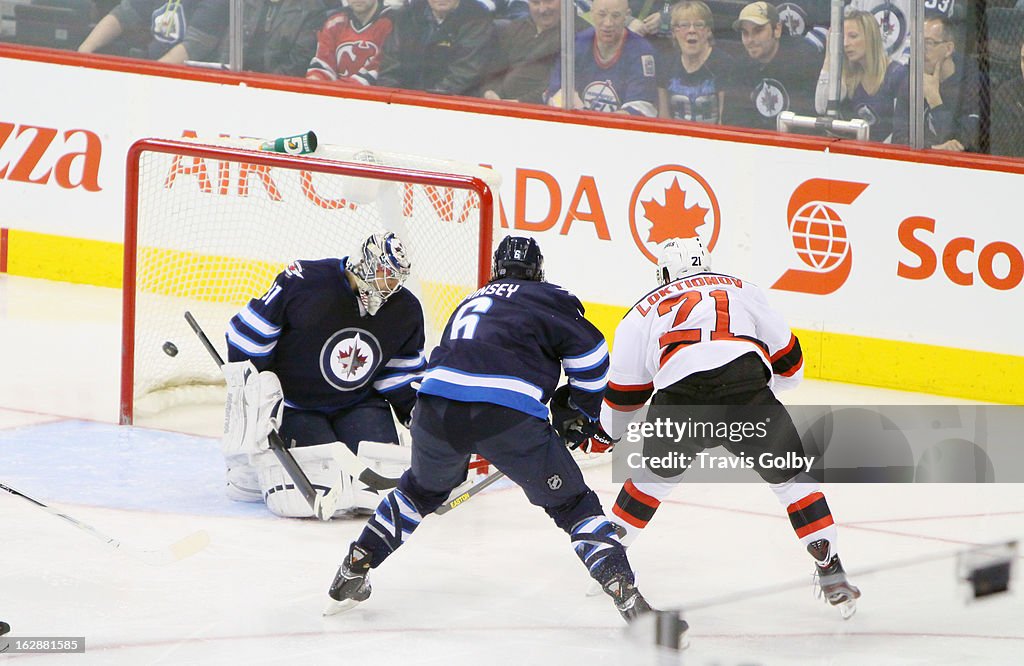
[307,0,395,85]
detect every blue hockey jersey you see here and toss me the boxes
[418,279,608,421]
[546,28,658,117]
[225,258,426,421]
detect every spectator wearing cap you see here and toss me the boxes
[724,0,823,130]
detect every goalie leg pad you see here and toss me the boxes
[225,453,262,503]
[351,441,412,511]
[256,443,356,518]
[221,361,284,457]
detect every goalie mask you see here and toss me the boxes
[351,232,411,315]
[657,237,710,285]
[492,235,544,281]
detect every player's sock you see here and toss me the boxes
[354,487,423,568]
[571,515,654,622]
[611,478,672,547]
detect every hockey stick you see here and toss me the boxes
[0,481,209,565]
[434,469,507,515]
[184,311,332,519]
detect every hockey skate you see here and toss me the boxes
[815,555,861,620]
[602,573,654,622]
[323,543,373,616]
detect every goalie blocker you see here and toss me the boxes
[220,360,409,518]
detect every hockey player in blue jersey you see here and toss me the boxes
[323,236,653,622]
[219,232,426,518]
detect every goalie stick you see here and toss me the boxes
[184,312,398,521]
[0,481,209,565]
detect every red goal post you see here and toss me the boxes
[121,137,497,424]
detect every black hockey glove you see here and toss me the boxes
[550,385,618,453]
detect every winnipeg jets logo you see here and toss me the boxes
[871,4,907,57]
[777,3,808,36]
[754,79,789,119]
[583,80,621,113]
[321,328,382,390]
[546,474,563,490]
[284,261,304,278]
[151,3,185,43]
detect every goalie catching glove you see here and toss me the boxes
[550,385,618,454]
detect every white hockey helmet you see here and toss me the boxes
[352,232,412,306]
[656,237,710,285]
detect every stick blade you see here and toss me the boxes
[126,530,211,566]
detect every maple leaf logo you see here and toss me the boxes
[337,345,369,378]
[641,178,710,245]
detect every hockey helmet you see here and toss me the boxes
[657,237,710,285]
[492,236,544,281]
[353,232,412,303]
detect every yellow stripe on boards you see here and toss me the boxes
[2,231,1019,404]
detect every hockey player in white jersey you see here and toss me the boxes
[599,237,860,619]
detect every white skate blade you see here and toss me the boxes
[836,598,857,620]
[322,597,362,616]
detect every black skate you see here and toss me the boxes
[323,543,372,616]
[602,573,654,622]
[815,555,861,620]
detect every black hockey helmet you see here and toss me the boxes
[492,236,544,281]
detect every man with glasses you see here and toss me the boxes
[894,12,980,151]
[545,0,658,116]
[726,1,823,130]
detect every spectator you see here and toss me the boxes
[307,0,394,84]
[213,0,332,76]
[481,0,588,103]
[893,13,980,151]
[814,9,907,142]
[990,36,1024,157]
[626,0,673,59]
[78,0,224,63]
[725,1,823,130]
[546,0,658,116]
[657,0,735,123]
[376,0,496,95]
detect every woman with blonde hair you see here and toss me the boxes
[658,0,735,123]
[815,9,907,142]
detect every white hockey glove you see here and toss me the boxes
[221,360,284,458]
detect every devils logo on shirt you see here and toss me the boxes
[336,41,380,77]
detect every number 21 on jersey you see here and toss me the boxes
[657,289,737,360]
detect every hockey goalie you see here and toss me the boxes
[219,232,423,518]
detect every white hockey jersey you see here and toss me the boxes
[600,272,803,439]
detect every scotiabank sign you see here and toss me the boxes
[771,178,1023,295]
[898,216,1023,291]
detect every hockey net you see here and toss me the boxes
[121,136,497,424]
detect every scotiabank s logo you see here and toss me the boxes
[772,178,868,295]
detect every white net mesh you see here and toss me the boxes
[123,137,497,421]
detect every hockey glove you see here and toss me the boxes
[550,385,618,453]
